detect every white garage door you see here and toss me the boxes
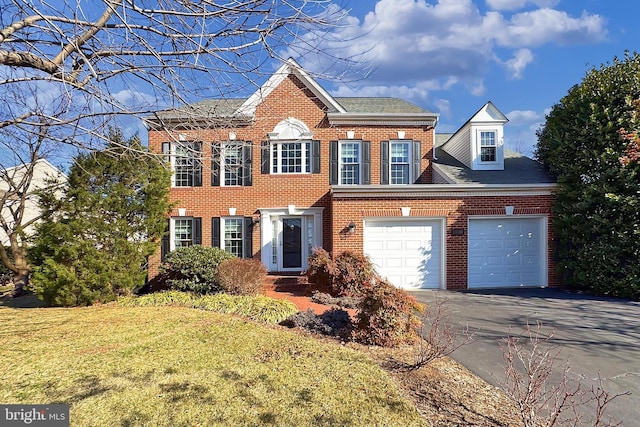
[364,219,443,289]
[468,217,546,288]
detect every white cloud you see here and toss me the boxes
[113,89,156,108]
[502,48,534,79]
[506,109,543,125]
[495,8,608,47]
[486,0,559,11]
[288,0,606,100]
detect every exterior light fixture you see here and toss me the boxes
[348,221,356,234]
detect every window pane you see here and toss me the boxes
[271,219,278,265]
[480,132,496,147]
[340,142,360,184]
[271,142,310,174]
[223,143,242,186]
[174,219,192,248]
[390,142,410,184]
[481,147,496,162]
[307,217,314,256]
[174,144,195,187]
[224,218,243,257]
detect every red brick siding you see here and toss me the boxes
[147,73,557,290]
[330,195,557,290]
[147,74,434,277]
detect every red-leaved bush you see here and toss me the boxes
[332,252,377,297]
[353,279,425,347]
[216,258,267,296]
[305,248,334,293]
[306,249,376,297]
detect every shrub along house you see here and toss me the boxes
[147,59,556,290]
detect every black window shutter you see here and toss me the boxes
[243,142,253,186]
[412,140,422,183]
[211,217,220,248]
[243,217,253,258]
[380,140,389,185]
[362,141,371,185]
[329,140,338,185]
[211,142,220,186]
[161,219,170,261]
[311,140,321,174]
[261,141,270,174]
[193,142,203,187]
[192,217,202,245]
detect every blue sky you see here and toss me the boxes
[285,0,640,157]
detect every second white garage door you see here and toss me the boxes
[468,217,546,288]
[363,219,443,289]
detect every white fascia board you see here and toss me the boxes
[328,112,439,126]
[331,183,556,198]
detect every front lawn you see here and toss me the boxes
[0,305,425,426]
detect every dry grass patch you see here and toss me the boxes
[0,305,425,426]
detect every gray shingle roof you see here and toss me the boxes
[150,99,247,121]
[334,97,430,114]
[433,145,555,185]
[151,96,431,121]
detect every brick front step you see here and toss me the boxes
[263,274,309,290]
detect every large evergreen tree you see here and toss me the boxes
[536,52,640,299]
[30,130,172,306]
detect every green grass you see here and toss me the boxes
[0,305,424,426]
[118,291,299,323]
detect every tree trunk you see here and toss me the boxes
[10,251,30,297]
[11,270,29,297]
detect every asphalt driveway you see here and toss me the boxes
[412,288,640,425]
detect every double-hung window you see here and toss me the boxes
[480,131,497,162]
[163,217,202,258]
[380,140,421,185]
[339,141,361,185]
[162,141,203,187]
[223,143,243,186]
[211,217,253,258]
[223,218,244,257]
[329,140,370,185]
[390,141,411,184]
[212,141,252,187]
[173,218,193,249]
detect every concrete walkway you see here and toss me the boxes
[412,288,640,425]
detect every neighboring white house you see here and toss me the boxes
[0,159,66,246]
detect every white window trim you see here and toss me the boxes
[478,130,499,164]
[221,142,243,187]
[168,141,200,187]
[220,216,244,257]
[170,216,193,251]
[270,140,312,174]
[338,140,362,185]
[389,140,412,185]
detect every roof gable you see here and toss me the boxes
[235,58,345,118]
[469,101,509,124]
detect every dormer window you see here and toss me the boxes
[480,131,497,162]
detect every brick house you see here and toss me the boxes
[147,59,556,290]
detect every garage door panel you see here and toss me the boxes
[469,218,545,288]
[364,220,442,289]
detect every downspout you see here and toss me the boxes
[432,116,439,161]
